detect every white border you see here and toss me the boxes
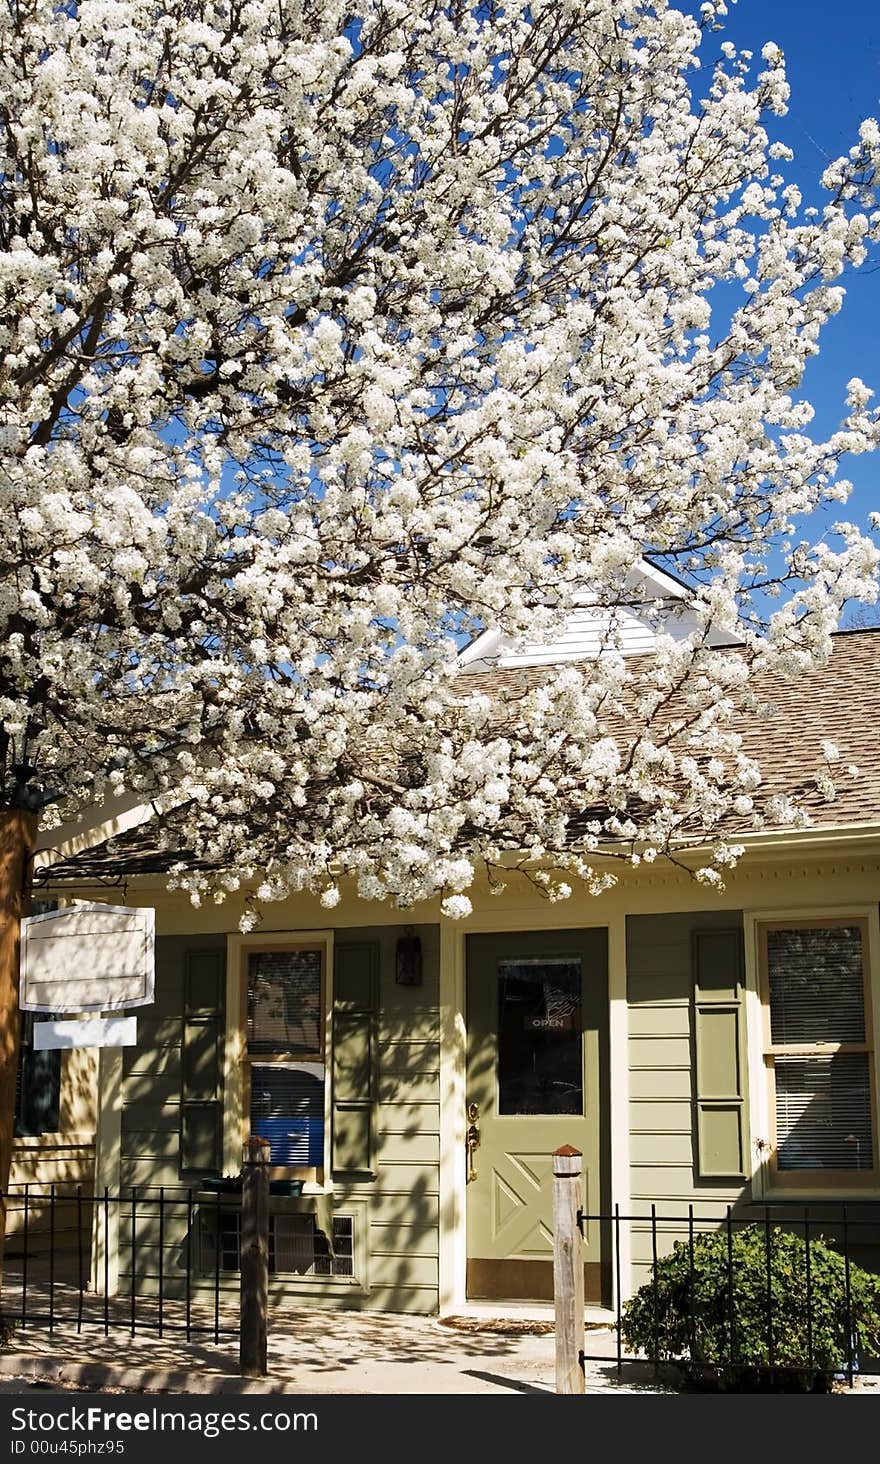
[607,912,632,1306]
[743,902,880,1200]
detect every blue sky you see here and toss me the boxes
[221,4,880,626]
[683,0,880,608]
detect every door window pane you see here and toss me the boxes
[497,957,583,1115]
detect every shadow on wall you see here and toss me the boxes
[6,1026,99,1258]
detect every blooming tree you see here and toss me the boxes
[2,0,880,1194]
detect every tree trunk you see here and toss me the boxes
[0,809,37,1309]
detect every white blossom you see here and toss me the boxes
[0,1,878,921]
[441,895,473,920]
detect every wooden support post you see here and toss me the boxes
[0,809,36,1299]
[239,1135,270,1378]
[90,1048,122,1297]
[553,1144,585,1395]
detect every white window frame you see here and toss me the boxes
[198,1193,370,1297]
[745,905,880,1196]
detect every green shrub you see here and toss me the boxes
[620,1225,880,1391]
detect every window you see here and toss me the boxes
[200,1209,354,1278]
[15,899,61,1139]
[759,919,877,1183]
[14,1012,61,1138]
[497,956,583,1115]
[243,945,326,1173]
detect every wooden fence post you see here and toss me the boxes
[240,1135,270,1378]
[553,1144,585,1395]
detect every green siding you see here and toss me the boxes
[331,923,441,1311]
[626,911,751,1288]
[119,935,226,1296]
[119,923,441,1315]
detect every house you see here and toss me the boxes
[25,575,880,1317]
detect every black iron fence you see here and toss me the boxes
[3,1186,879,1393]
[1,1185,238,1344]
[585,1200,880,1391]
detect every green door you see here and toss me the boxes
[466,928,609,1303]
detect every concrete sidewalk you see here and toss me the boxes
[3,1300,876,1396]
[0,1306,678,1395]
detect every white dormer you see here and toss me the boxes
[457,559,732,672]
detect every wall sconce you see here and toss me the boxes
[395,932,422,986]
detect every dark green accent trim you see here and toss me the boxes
[332,941,379,1177]
[180,947,226,1175]
[693,928,747,1180]
[180,1104,222,1174]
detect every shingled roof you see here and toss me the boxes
[460,626,880,833]
[35,627,880,886]
[728,628,880,829]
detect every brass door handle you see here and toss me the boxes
[466,1102,480,1182]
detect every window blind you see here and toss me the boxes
[765,922,875,1175]
[249,1062,325,1165]
[767,926,865,1046]
[775,1053,874,1171]
[246,949,322,1057]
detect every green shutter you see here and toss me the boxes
[180,948,225,1175]
[693,928,747,1179]
[332,940,379,1176]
